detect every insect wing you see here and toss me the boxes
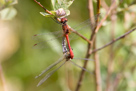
[35,54,66,79]
[70,60,94,75]
[37,61,66,86]
[36,55,66,86]
[68,14,100,41]
[32,30,64,50]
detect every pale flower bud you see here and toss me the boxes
[56,8,66,17]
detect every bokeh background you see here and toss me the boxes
[0,0,136,91]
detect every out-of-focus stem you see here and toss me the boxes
[90,27,136,54]
[93,0,102,91]
[75,0,101,91]
[0,64,7,91]
[106,8,116,91]
[93,39,102,91]
[69,28,92,44]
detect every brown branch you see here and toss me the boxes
[101,0,109,11]
[90,0,116,43]
[75,0,117,91]
[94,38,102,91]
[34,0,60,22]
[34,0,53,15]
[88,0,94,18]
[34,0,93,45]
[91,27,136,54]
[94,0,102,90]
[106,4,117,90]
[75,0,101,91]
[69,28,92,44]
[0,64,7,91]
[75,0,94,91]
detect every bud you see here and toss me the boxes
[55,8,66,17]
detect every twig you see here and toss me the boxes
[90,27,136,54]
[34,0,92,45]
[88,0,94,18]
[93,0,102,91]
[106,5,116,91]
[94,38,102,91]
[69,28,92,44]
[105,1,117,90]
[34,0,60,22]
[0,64,7,91]
[90,0,116,43]
[75,0,101,90]
[75,1,95,90]
[75,0,116,91]
[101,0,109,11]
[34,0,53,15]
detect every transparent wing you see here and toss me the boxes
[37,60,66,86]
[68,14,100,41]
[35,54,66,79]
[32,31,64,49]
[70,60,94,75]
[32,31,62,41]
[73,57,94,61]
[70,14,99,31]
[32,14,100,49]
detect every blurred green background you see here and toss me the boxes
[0,0,136,91]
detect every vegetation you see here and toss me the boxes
[0,0,136,91]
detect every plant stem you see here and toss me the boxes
[75,0,117,91]
[90,27,136,54]
[0,64,7,91]
[93,0,102,91]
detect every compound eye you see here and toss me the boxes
[61,18,67,23]
[64,18,68,22]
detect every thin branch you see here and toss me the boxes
[90,27,136,54]
[75,0,100,90]
[101,0,109,11]
[93,42,102,91]
[106,4,117,90]
[88,0,94,18]
[75,0,117,91]
[34,0,94,45]
[90,0,116,43]
[0,64,7,91]
[69,28,92,44]
[93,0,102,91]
[34,0,53,15]
[34,0,60,22]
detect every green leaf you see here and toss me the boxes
[51,0,74,11]
[128,5,136,12]
[0,7,17,20]
[40,12,54,17]
[10,0,18,5]
[64,9,70,16]
[51,0,74,17]
[40,0,74,18]
[63,0,74,9]
[51,0,60,10]
[0,0,18,11]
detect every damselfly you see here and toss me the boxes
[33,0,100,59]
